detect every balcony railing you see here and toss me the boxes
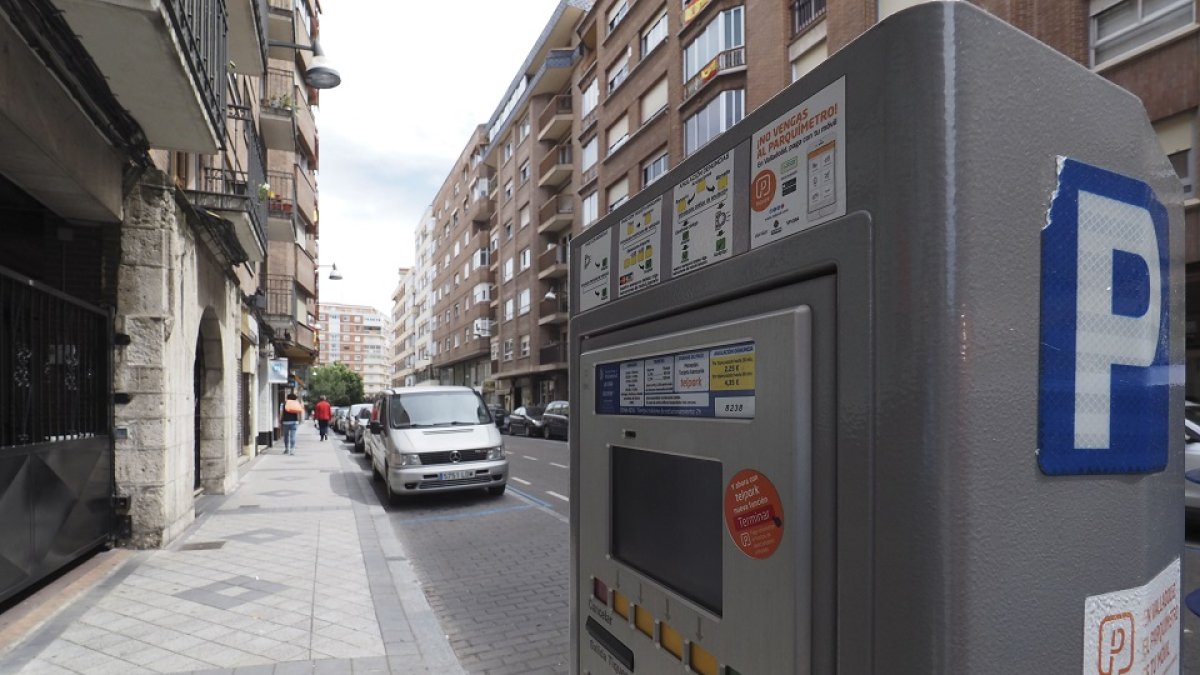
[267,170,295,218]
[160,0,228,145]
[791,0,827,36]
[540,342,567,365]
[538,193,575,234]
[186,105,268,251]
[682,47,746,103]
[539,296,569,319]
[538,94,574,141]
[265,274,295,315]
[264,67,295,111]
[539,143,573,188]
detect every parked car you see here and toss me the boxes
[365,386,507,503]
[331,406,349,433]
[488,404,510,434]
[1186,401,1200,516]
[508,405,545,437]
[345,403,373,452]
[542,401,569,440]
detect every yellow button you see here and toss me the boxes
[690,641,718,675]
[659,622,682,660]
[634,605,654,639]
[612,590,630,620]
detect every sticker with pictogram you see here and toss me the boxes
[1082,558,1180,675]
[723,469,783,559]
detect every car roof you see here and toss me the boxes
[382,385,478,395]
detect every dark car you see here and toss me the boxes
[542,401,569,440]
[508,405,545,437]
[488,404,510,434]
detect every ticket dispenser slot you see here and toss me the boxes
[577,276,834,675]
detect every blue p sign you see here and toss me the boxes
[1039,158,1170,475]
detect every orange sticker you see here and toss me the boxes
[723,469,783,559]
[750,170,776,212]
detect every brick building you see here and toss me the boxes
[317,302,391,395]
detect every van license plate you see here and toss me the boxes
[440,470,474,480]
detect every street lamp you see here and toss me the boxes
[267,38,342,90]
[317,263,343,280]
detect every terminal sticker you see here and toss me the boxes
[579,229,612,312]
[750,77,846,249]
[596,341,755,418]
[1082,558,1180,675]
[724,469,783,559]
[617,197,663,298]
[672,150,735,278]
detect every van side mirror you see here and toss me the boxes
[369,421,382,434]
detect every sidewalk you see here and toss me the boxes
[0,425,463,675]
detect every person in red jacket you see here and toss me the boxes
[314,395,333,441]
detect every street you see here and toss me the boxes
[349,431,572,674]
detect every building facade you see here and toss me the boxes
[317,302,391,394]
[390,0,1198,410]
[0,0,330,571]
[390,268,414,387]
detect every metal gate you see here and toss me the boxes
[0,266,113,604]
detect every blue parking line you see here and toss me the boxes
[401,504,533,524]
[508,485,553,509]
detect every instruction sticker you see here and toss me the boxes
[750,77,846,249]
[578,229,612,312]
[724,469,783,559]
[1082,558,1180,675]
[672,150,734,277]
[617,197,663,298]
[595,341,755,418]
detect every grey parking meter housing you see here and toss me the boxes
[569,3,1186,674]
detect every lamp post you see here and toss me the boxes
[317,263,343,280]
[267,39,342,90]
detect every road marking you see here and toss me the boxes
[550,462,569,469]
[546,491,569,502]
[511,477,531,486]
[522,455,538,461]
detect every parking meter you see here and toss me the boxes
[568,3,1186,674]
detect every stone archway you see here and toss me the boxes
[194,308,227,493]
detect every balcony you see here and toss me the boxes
[55,0,226,152]
[295,167,316,227]
[539,342,567,366]
[266,0,295,60]
[295,245,316,295]
[266,170,296,239]
[227,0,268,76]
[296,96,317,159]
[538,297,569,326]
[539,143,573,188]
[538,193,575,235]
[185,105,268,262]
[468,193,495,224]
[538,95,573,142]
[538,246,568,280]
[791,0,827,36]
[260,68,296,151]
[264,273,317,358]
[682,47,746,104]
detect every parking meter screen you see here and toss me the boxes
[610,446,723,615]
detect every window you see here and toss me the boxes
[503,141,513,162]
[682,6,744,82]
[685,89,745,156]
[520,248,531,270]
[1169,149,1193,196]
[582,136,599,171]
[581,79,599,117]
[453,333,460,349]
[453,272,460,286]
[490,235,499,252]
[505,298,515,321]
[503,339,514,360]
[643,151,669,187]
[520,334,530,358]
[505,220,513,239]
[607,46,631,93]
[1156,111,1194,196]
[608,114,629,153]
[582,192,599,226]
[518,116,530,142]
[608,176,630,210]
[1091,0,1194,66]
[518,288,531,315]
[519,204,531,228]
[642,12,668,56]
[641,77,669,123]
[519,160,530,184]
[475,248,491,268]
[503,258,514,281]
[607,0,629,32]
[504,180,513,201]
[473,283,491,303]
[491,341,499,361]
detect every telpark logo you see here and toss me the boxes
[1083,559,1180,675]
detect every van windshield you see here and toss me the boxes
[390,391,491,428]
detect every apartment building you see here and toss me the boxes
[318,302,391,394]
[390,268,414,387]
[0,0,334,584]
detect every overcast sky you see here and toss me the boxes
[313,0,562,316]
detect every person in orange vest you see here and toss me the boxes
[314,395,333,441]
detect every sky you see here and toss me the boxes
[314,0,563,316]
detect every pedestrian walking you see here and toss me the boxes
[314,395,332,441]
[280,393,303,455]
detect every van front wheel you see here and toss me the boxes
[487,484,506,497]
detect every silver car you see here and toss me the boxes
[345,403,373,453]
[1185,401,1200,515]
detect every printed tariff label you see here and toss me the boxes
[578,229,612,312]
[595,341,755,418]
[672,151,735,278]
[617,197,663,298]
[1082,558,1180,675]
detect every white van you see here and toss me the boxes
[365,386,507,503]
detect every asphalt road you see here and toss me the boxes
[500,432,571,519]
